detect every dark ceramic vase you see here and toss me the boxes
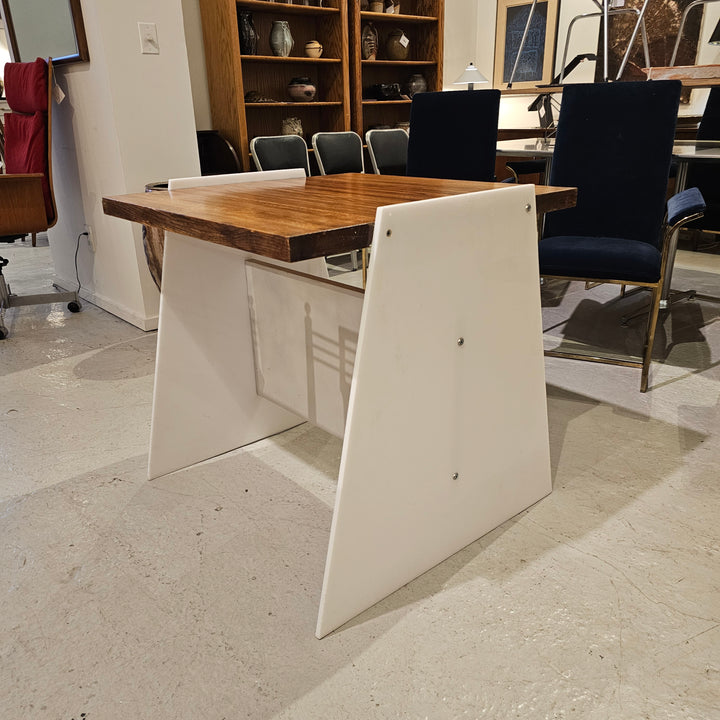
[237,11,257,55]
[404,73,427,97]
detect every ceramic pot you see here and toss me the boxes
[361,23,378,60]
[386,28,409,60]
[369,1,383,12]
[237,10,257,55]
[270,20,294,57]
[288,76,317,102]
[304,40,323,58]
[360,0,369,9]
[404,73,427,97]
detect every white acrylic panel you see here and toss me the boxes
[168,168,306,190]
[246,261,364,439]
[149,171,327,479]
[316,184,552,637]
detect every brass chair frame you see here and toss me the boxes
[543,205,705,392]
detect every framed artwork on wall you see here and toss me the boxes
[493,0,559,91]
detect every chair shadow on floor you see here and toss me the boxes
[541,278,720,386]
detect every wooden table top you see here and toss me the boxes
[103,173,577,263]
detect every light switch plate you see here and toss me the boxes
[138,22,159,54]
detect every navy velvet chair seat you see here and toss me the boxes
[406,89,500,181]
[539,80,705,392]
[539,236,662,284]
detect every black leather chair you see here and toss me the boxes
[539,81,705,392]
[311,131,364,175]
[365,128,408,176]
[250,134,311,176]
[406,89,501,181]
[196,130,242,175]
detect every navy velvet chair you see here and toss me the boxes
[406,89,501,181]
[250,135,311,176]
[539,80,705,392]
[683,88,720,235]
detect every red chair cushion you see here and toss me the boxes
[4,59,48,113]
[3,111,53,222]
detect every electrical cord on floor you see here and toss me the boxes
[76,231,86,294]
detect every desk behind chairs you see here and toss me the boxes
[0,58,81,339]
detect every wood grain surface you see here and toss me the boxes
[103,173,576,263]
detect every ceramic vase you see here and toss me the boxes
[361,23,378,61]
[237,11,257,55]
[288,76,317,102]
[404,73,427,97]
[270,20,294,57]
[370,1,383,12]
[386,28,409,60]
[304,40,323,58]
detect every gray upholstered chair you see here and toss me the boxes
[250,135,311,176]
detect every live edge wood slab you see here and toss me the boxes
[102,173,577,264]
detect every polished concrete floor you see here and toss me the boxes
[1,239,719,719]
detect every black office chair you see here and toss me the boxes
[197,130,242,175]
[406,89,501,181]
[250,134,311,176]
[365,128,408,176]
[311,131,364,175]
[539,80,705,392]
[683,88,720,238]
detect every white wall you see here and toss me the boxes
[48,0,200,330]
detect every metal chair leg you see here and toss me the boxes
[641,285,663,392]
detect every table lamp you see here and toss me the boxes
[452,62,489,91]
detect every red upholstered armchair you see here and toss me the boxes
[0,58,81,339]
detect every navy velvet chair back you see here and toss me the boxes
[544,81,682,249]
[406,89,501,181]
[684,87,720,231]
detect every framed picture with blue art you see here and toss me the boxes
[493,0,559,91]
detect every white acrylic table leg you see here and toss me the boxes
[316,185,552,637]
[149,230,326,479]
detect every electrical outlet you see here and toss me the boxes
[85,225,95,252]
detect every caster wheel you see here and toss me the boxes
[68,301,82,313]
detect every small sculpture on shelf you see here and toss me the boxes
[281,116,304,137]
[237,10,257,56]
[361,23,378,60]
[270,20,294,57]
[288,77,317,102]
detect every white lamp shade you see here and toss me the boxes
[453,62,489,87]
